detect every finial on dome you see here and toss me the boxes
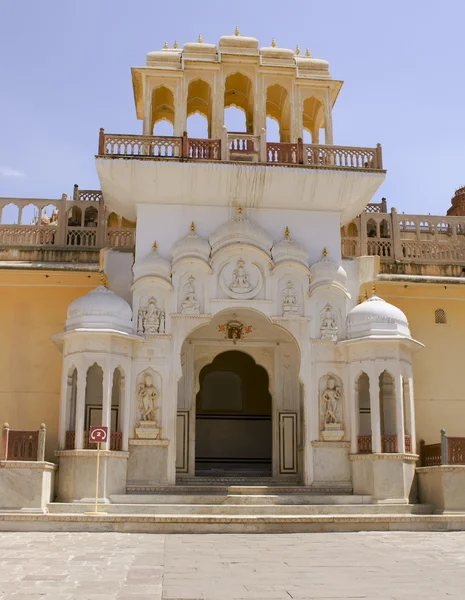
[234,26,239,36]
[295,45,300,55]
[198,34,203,43]
[173,40,178,49]
[190,221,195,232]
[372,283,376,296]
[271,38,276,48]
[322,247,327,258]
[152,241,157,250]
[284,226,290,238]
[237,206,242,214]
[163,41,168,49]
[364,289,369,300]
[305,48,310,57]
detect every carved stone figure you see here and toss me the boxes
[137,297,165,334]
[181,276,200,314]
[137,371,159,422]
[282,281,299,316]
[320,304,338,341]
[230,259,252,292]
[319,374,344,441]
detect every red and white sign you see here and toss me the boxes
[89,426,108,443]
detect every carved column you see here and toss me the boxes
[174,80,187,137]
[122,368,131,452]
[368,366,381,453]
[101,363,112,451]
[75,365,87,449]
[324,97,334,145]
[58,365,70,450]
[407,372,416,453]
[143,76,152,135]
[391,208,402,261]
[37,423,46,461]
[349,367,359,454]
[394,373,405,453]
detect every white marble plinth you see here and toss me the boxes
[321,424,344,441]
[135,421,160,440]
[0,461,57,511]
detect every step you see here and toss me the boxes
[46,502,433,516]
[114,493,366,505]
[126,485,353,495]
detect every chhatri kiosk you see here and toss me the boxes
[54,31,421,505]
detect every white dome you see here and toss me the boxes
[133,243,172,283]
[210,208,273,255]
[66,285,132,334]
[309,250,347,294]
[272,227,308,267]
[172,223,211,264]
[347,294,410,339]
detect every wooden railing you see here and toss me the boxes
[65,430,123,451]
[1,423,46,461]
[357,434,412,454]
[420,430,465,466]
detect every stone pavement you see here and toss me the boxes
[0,532,464,599]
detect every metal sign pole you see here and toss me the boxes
[94,441,101,514]
[85,426,108,516]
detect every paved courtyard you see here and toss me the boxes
[0,531,464,599]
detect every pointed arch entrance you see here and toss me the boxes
[195,350,272,476]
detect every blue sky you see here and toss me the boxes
[0,0,464,216]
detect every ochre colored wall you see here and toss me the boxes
[0,270,100,461]
[366,282,465,446]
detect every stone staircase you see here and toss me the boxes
[3,485,465,533]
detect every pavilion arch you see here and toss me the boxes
[67,205,82,227]
[302,95,324,143]
[20,203,39,225]
[224,72,254,133]
[84,205,98,227]
[1,202,19,225]
[356,371,371,438]
[379,369,396,438]
[84,363,104,430]
[40,203,58,225]
[187,79,212,137]
[151,85,175,133]
[266,84,291,142]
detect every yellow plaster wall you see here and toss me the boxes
[365,282,465,446]
[0,270,100,461]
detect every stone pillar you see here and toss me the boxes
[349,368,358,454]
[394,373,405,453]
[407,374,416,452]
[143,80,152,135]
[75,365,87,449]
[324,98,333,145]
[391,208,402,261]
[174,80,187,137]
[58,367,70,450]
[369,367,381,453]
[122,370,132,452]
[101,364,112,451]
[1,423,9,460]
[211,73,224,139]
[37,423,46,461]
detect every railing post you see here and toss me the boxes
[441,428,448,465]
[419,439,425,466]
[391,208,401,261]
[98,128,105,155]
[221,126,228,161]
[56,193,67,246]
[182,131,189,159]
[259,128,267,163]
[297,138,303,165]
[376,143,383,169]
[37,423,46,461]
[1,423,9,460]
[360,212,368,256]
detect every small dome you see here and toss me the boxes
[347,294,410,340]
[272,227,309,267]
[133,243,172,283]
[66,286,132,334]
[309,250,347,293]
[210,208,273,256]
[218,34,259,51]
[172,223,211,264]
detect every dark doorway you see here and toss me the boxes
[195,350,272,476]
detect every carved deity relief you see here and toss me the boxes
[319,374,344,441]
[282,281,299,316]
[135,370,161,439]
[320,304,338,342]
[137,297,165,334]
[181,276,200,315]
[230,259,252,292]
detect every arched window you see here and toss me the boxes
[186,79,212,138]
[224,73,254,133]
[380,219,391,238]
[67,205,82,227]
[84,205,98,228]
[367,218,377,238]
[435,308,447,325]
[302,96,324,143]
[1,203,19,225]
[85,363,103,431]
[153,119,174,136]
[151,85,175,134]
[40,204,58,226]
[21,203,39,225]
[266,84,290,142]
[357,372,371,436]
[348,222,358,237]
[379,370,396,450]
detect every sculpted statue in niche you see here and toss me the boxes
[137,297,165,334]
[319,374,344,441]
[135,370,161,439]
[282,281,299,316]
[320,304,338,342]
[230,259,252,292]
[181,276,200,315]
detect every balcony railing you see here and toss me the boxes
[65,430,123,451]
[357,434,412,454]
[420,430,465,466]
[98,128,384,171]
[1,423,46,461]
